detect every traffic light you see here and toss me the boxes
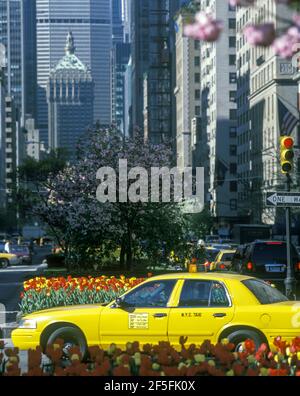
[280,136,294,174]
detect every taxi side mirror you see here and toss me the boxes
[115,297,125,308]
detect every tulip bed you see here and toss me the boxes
[1,337,300,376]
[20,276,145,314]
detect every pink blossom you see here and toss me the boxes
[184,12,223,42]
[244,23,276,46]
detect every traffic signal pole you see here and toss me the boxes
[284,173,296,299]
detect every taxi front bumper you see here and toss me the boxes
[11,328,41,350]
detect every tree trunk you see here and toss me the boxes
[120,239,126,269]
[126,231,132,271]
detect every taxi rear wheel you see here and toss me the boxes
[227,329,265,352]
[45,325,88,362]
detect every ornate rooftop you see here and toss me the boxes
[51,32,89,73]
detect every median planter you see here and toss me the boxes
[19,275,145,314]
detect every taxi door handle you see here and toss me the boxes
[153,313,167,318]
[213,313,227,318]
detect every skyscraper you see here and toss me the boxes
[112,0,124,45]
[23,0,37,120]
[0,0,36,207]
[174,8,201,171]
[111,42,130,135]
[36,0,112,144]
[47,32,94,157]
[0,0,23,116]
[236,0,298,225]
[199,0,238,235]
[130,0,185,143]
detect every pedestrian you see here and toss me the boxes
[4,239,11,253]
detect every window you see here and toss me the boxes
[230,181,238,192]
[230,163,237,174]
[195,73,200,83]
[178,280,230,307]
[229,55,236,65]
[195,89,200,100]
[229,91,236,102]
[229,73,237,83]
[242,279,288,304]
[230,126,237,137]
[194,40,200,50]
[194,56,200,67]
[230,199,237,210]
[229,18,236,29]
[229,109,237,120]
[122,280,176,308]
[229,36,236,47]
[195,106,200,116]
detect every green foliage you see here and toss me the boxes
[18,148,68,183]
[20,287,125,315]
[184,206,214,239]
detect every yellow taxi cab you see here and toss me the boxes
[0,252,20,268]
[12,272,300,357]
[210,249,236,271]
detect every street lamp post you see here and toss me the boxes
[284,173,296,299]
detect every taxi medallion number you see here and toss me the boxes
[128,313,149,329]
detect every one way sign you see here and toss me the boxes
[266,192,300,207]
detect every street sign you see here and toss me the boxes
[266,192,300,207]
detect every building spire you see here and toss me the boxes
[65,31,76,55]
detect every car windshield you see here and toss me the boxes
[242,279,288,304]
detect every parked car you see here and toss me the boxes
[0,243,20,267]
[10,245,32,264]
[12,272,300,358]
[231,240,300,282]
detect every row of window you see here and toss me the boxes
[37,18,110,25]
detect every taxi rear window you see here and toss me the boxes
[242,279,288,304]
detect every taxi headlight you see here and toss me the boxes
[18,319,37,329]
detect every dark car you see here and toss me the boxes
[231,240,300,281]
[10,245,32,264]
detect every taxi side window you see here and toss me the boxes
[123,280,176,308]
[179,280,230,307]
[178,280,211,307]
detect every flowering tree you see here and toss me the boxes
[184,0,300,59]
[21,126,189,270]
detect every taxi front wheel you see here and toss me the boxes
[0,258,8,269]
[46,325,88,361]
[227,329,265,352]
